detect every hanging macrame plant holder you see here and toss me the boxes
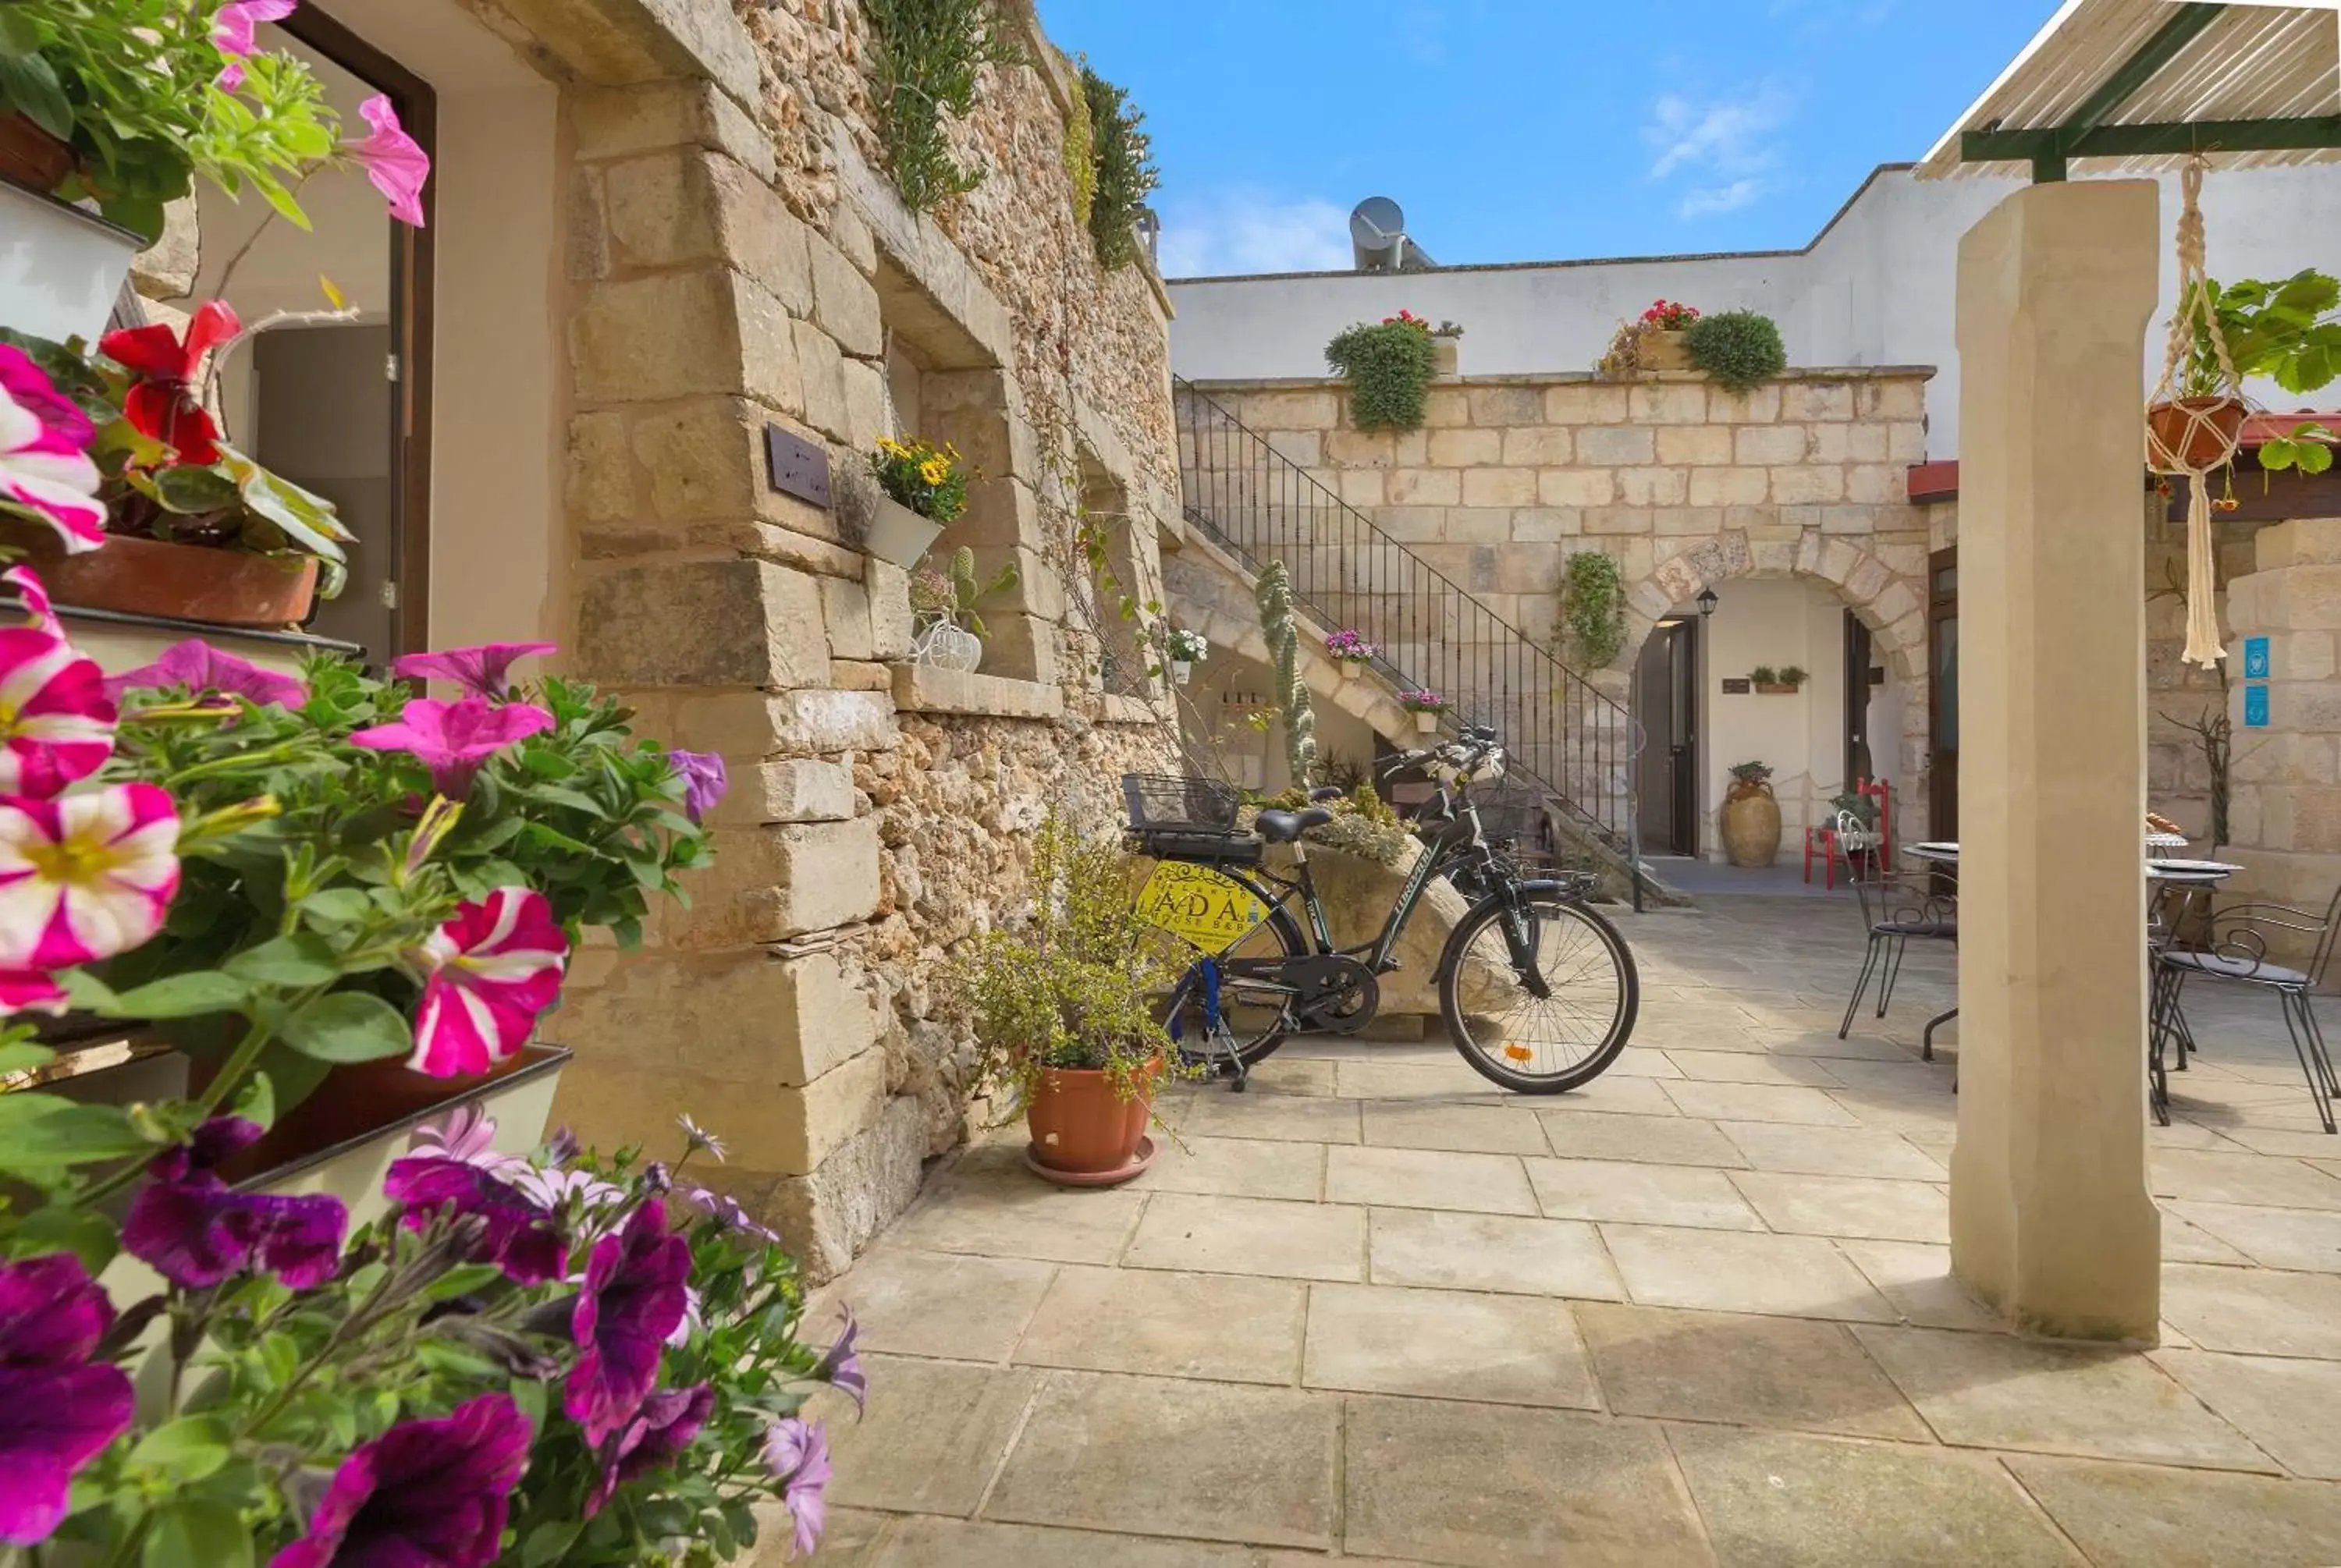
[2146,159,2253,669]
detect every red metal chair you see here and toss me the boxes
[1805,778,1892,890]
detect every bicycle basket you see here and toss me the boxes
[1122,773,1242,830]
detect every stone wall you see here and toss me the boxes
[536,0,1181,1278]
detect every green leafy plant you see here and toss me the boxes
[1163,626,1208,663]
[1325,314,1437,432]
[909,544,1018,636]
[1081,60,1158,270]
[2180,270,2341,399]
[1595,318,1649,377]
[1727,759,1774,798]
[862,0,1024,211]
[2261,421,2336,477]
[1829,788,1881,828]
[1687,310,1788,394]
[950,813,1180,1108]
[1778,664,1809,688]
[1256,560,1317,782]
[1560,552,1626,669]
[1060,58,1095,228]
[869,435,970,523]
[1749,665,1778,685]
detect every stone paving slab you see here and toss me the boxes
[2005,1455,2341,1568]
[1124,1192,1366,1282]
[1577,1302,1929,1440]
[1365,1207,1626,1299]
[1325,1143,1539,1214]
[1302,1282,1597,1408]
[1011,1265,1305,1385]
[1524,1155,1767,1231]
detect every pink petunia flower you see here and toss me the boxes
[0,625,115,800]
[0,784,179,971]
[0,1255,137,1548]
[103,637,306,709]
[0,970,66,1018]
[210,0,297,90]
[408,887,568,1078]
[566,1200,691,1446]
[346,94,431,228]
[0,346,105,555]
[350,697,551,797]
[266,1394,530,1568]
[391,642,556,700]
[5,568,61,637]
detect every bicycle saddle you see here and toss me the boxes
[1255,807,1334,843]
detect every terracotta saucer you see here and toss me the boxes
[1023,1135,1156,1188]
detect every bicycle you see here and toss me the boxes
[1124,725,1640,1094]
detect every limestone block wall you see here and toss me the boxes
[530,0,1181,1279]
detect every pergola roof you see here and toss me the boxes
[1918,0,2341,181]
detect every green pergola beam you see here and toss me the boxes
[2059,2,2228,144]
[1963,115,2341,176]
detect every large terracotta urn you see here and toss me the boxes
[1721,781,1782,868]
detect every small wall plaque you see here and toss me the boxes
[764,425,830,509]
[2245,683,2271,729]
[1721,678,1752,695]
[2244,636,2271,680]
[1868,666,1886,686]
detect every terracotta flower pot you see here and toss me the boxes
[1025,1060,1158,1180]
[0,112,76,190]
[32,534,319,628]
[1721,786,1782,868]
[2147,396,2247,472]
[1642,329,1694,372]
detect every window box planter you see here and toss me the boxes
[27,534,321,629]
[865,494,947,569]
[1753,682,1801,695]
[1641,329,1693,371]
[0,170,142,346]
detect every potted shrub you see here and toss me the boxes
[954,814,1180,1185]
[1399,687,1447,735]
[1325,628,1380,679]
[866,435,968,568]
[1750,665,1806,695]
[1639,300,1700,370]
[908,544,1015,672]
[1430,320,1464,376]
[1722,760,1782,867]
[1687,309,1788,394]
[1326,310,1437,432]
[2150,269,2341,473]
[1163,626,1207,684]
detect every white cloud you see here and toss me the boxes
[1643,82,1796,219]
[1156,189,1352,278]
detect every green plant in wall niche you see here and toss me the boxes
[1687,309,1788,394]
[1256,560,1318,784]
[864,0,1025,211]
[1061,59,1096,228]
[1778,665,1809,688]
[1325,313,1437,431]
[1560,551,1626,669]
[1081,61,1158,270]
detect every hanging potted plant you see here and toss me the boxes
[1163,626,1207,684]
[1325,310,1437,432]
[1639,300,1700,371]
[1721,760,1782,868]
[2150,269,2341,470]
[1325,628,1380,679]
[954,814,1183,1186]
[866,435,968,569]
[908,544,1015,672]
[1430,320,1464,377]
[1399,687,1447,735]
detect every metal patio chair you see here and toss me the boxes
[1838,858,1958,1041]
[2150,888,2341,1133]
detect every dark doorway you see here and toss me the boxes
[1634,617,1700,856]
[1928,547,1959,840]
[1844,610,1874,785]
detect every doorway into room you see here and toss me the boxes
[1928,547,1959,841]
[1635,616,1700,856]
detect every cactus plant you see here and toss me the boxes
[914,545,1018,635]
[1256,560,1317,785]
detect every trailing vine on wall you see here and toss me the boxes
[864,0,1024,211]
[1561,551,1627,669]
[1686,310,1788,394]
[1080,60,1158,270]
[1256,560,1319,784]
[1325,314,1437,431]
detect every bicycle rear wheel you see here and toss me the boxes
[1439,894,1639,1093]
[1141,909,1307,1075]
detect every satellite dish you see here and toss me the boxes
[1351,197,1405,271]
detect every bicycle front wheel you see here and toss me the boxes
[1439,895,1639,1092]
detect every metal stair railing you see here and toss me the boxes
[1174,378,1645,904]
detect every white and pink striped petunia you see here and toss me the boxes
[0,621,116,800]
[0,346,105,555]
[410,887,569,1077]
[0,785,181,971]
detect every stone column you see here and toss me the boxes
[2221,516,2341,945]
[1947,179,2162,1340]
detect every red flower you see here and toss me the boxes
[98,302,241,465]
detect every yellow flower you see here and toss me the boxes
[920,458,948,484]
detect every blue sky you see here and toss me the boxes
[1036,0,2057,276]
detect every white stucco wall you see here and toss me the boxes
[1167,163,2341,460]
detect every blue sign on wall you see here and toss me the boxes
[2245,684,2271,729]
[2244,636,2272,680]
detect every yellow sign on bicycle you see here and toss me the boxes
[1136,861,1270,953]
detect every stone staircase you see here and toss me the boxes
[1171,378,1655,905]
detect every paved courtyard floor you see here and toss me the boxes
[803,895,2341,1566]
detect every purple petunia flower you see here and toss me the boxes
[383,1156,565,1286]
[587,1382,712,1517]
[350,697,552,797]
[762,1417,830,1561]
[103,638,307,708]
[565,1200,691,1446]
[814,1307,865,1414]
[666,750,728,825]
[266,1392,529,1568]
[0,1254,137,1547]
[123,1118,348,1291]
[390,642,556,700]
